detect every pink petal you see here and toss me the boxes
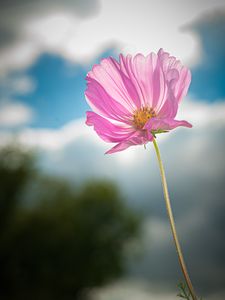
[131,53,155,107]
[110,57,141,109]
[86,111,135,143]
[158,49,191,103]
[151,56,167,111]
[85,77,132,124]
[87,57,140,112]
[121,53,159,108]
[144,117,192,132]
[85,49,192,155]
[121,53,171,113]
[174,68,191,103]
[106,131,152,154]
[105,141,134,154]
[157,91,178,119]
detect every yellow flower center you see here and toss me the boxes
[133,107,156,129]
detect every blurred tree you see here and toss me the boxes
[0,145,35,230]
[0,145,140,300]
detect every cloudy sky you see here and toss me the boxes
[0,1,225,299]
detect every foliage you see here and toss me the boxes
[0,145,140,300]
[177,282,203,300]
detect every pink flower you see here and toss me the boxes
[85,49,192,154]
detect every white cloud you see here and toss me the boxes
[1,1,225,295]
[92,280,175,300]
[0,101,33,127]
[1,98,225,296]
[0,0,225,74]
[1,97,225,157]
[0,40,41,74]
[92,280,225,300]
[10,76,36,94]
[17,119,97,150]
[0,98,225,186]
[178,98,225,128]
[0,75,36,95]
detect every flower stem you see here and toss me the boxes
[152,138,198,300]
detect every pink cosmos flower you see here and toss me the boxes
[85,49,192,154]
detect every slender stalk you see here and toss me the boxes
[152,138,198,300]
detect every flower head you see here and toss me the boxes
[85,49,192,154]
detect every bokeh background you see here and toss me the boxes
[0,1,225,299]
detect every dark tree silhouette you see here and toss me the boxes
[0,145,140,300]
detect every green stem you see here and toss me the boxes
[152,138,198,300]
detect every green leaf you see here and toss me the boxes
[177,281,203,300]
[151,129,169,136]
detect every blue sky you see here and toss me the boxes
[189,11,225,101]
[12,48,116,128]
[0,1,225,299]
[3,9,225,130]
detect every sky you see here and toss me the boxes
[0,1,225,299]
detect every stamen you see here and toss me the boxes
[133,107,156,129]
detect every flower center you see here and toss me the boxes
[133,107,156,129]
